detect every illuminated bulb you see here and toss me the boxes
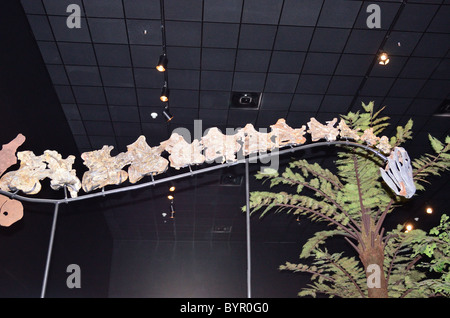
[169,186,175,192]
[405,224,413,232]
[167,194,174,200]
[156,54,168,72]
[426,207,433,214]
[160,83,169,102]
[378,52,390,65]
[156,64,166,72]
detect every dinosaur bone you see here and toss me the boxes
[0,194,23,227]
[270,119,307,147]
[242,124,275,156]
[201,127,243,163]
[161,133,205,170]
[380,147,415,198]
[80,146,130,192]
[338,119,360,141]
[126,136,168,183]
[44,150,81,198]
[0,134,26,176]
[0,151,49,194]
[361,128,380,146]
[307,118,339,142]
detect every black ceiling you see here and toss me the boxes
[10,0,450,244]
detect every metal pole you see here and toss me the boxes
[245,159,251,298]
[40,202,60,298]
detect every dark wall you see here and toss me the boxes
[45,198,113,298]
[0,0,112,297]
[109,240,308,298]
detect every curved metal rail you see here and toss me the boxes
[0,140,386,205]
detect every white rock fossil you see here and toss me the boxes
[81,146,130,192]
[338,119,360,141]
[126,136,169,183]
[201,127,243,163]
[0,151,49,194]
[380,147,415,198]
[376,136,392,154]
[242,124,275,156]
[44,150,81,198]
[162,133,205,170]
[307,118,339,142]
[270,119,307,147]
[361,128,380,146]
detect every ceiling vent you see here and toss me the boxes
[212,225,232,233]
[434,99,450,117]
[230,92,261,109]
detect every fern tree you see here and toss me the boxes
[247,102,450,298]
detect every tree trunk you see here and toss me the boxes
[358,215,389,298]
[360,244,389,298]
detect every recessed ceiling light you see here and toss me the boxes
[150,112,158,119]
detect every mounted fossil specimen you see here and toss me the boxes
[201,127,243,163]
[361,128,380,146]
[0,134,26,227]
[338,119,360,141]
[80,146,130,192]
[0,194,23,227]
[380,147,416,198]
[0,114,419,202]
[0,151,50,195]
[307,118,339,142]
[44,150,81,198]
[270,119,307,147]
[0,133,26,176]
[161,133,205,170]
[376,136,392,154]
[242,124,275,156]
[126,136,168,183]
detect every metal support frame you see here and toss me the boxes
[245,159,251,298]
[40,202,59,298]
[0,140,387,298]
